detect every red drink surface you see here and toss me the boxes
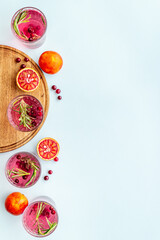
[7,95,43,132]
[12,8,46,42]
[23,201,58,237]
[6,152,41,188]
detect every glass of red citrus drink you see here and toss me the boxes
[11,7,47,48]
[7,95,44,132]
[22,196,58,237]
[6,152,41,188]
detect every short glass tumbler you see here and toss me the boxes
[7,95,44,132]
[11,7,47,48]
[5,152,41,188]
[22,196,58,237]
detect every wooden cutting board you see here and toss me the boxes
[0,45,49,153]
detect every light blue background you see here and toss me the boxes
[0,0,160,239]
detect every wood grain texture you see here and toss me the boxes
[0,45,49,152]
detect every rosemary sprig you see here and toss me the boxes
[8,168,30,178]
[25,168,37,186]
[41,15,45,25]
[38,219,57,235]
[36,202,47,220]
[13,10,31,37]
[33,202,57,236]
[16,155,40,187]
[12,99,33,130]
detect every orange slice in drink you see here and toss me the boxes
[16,68,40,92]
[37,138,60,161]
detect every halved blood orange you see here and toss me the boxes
[37,138,60,161]
[16,68,40,92]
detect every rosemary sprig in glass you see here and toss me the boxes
[13,10,31,36]
[8,168,30,178]
[12,99,34,130]
[7,155,40,186]
[33,202,57,236]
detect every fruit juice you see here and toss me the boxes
[23,200,58,237]
[11,7,47,48]
[6,152,41,188]
[7,95,43,132]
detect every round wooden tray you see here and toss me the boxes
[0,45,49,153]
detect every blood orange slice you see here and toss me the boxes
[37,138,60,161]
[16,68,40,92]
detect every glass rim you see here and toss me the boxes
[7,94,44,132]
[5,151,41,189]
[22,198,59,237]
[11,6,47,44]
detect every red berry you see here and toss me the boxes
[21,64,26,69]
[51,209,56,215]
[16,58,21,63]
[52,85,57,90]
[29,37,33,41]
[28,27,34,33]
[48,170,53,175]
[37,107,42,111]
[56,89,61,94]
[22,175,28,180]
[44,176,49,181]
[15,179,19,183]
[54,157,59,162]
[24,57,29,62]
[57,96,62,100]
[37,112,43,116]
[16,154,21,159]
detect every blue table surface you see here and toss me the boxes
[0,1,160,240]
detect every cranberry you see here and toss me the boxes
[16,58,21,63]
[16,154,21,159]
[54,157,59,162]
[51,209,56,215]
[28,27,34,33]
[29,37,33,41]
[57,96,62,100]
[56,89,61,94]
[37,107,42,111]
[49,206,53,211]
[52,85,57,90]
[21,64,26,69]
[22,175,28,180]
[44,176,49,181]
[37,112,43,116]
[24,57,29,62]
[48,170,53,175]
[15,179,19,183]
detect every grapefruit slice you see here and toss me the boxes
[16,68,40,92]
[37,138,60,161]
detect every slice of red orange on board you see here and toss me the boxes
[16,68,40,92]
[37,138,60,161]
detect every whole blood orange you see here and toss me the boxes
[37,137,60,160]
[5,192,28,215]
[16,68,40,92]
[38,51,63,74]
